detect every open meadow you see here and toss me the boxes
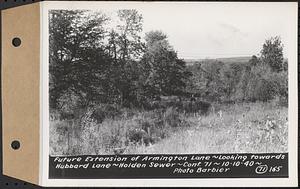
[50,102,288,155]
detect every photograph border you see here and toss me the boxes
[40,1,298,187]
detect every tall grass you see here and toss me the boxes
[50,102,288,155]
[134,102,288,154]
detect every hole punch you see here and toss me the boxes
[11,140,20,150]
[12,37,21,47]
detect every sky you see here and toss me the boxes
[136,2,297,59]
[46,1,297,59]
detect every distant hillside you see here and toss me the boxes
[216,56,252,63]
[184,56,252,65]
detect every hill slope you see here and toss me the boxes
[184,56,252,65]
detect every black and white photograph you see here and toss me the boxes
[48,2,293,157]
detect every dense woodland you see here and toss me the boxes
[49,10,288,155]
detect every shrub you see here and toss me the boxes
[50,104,193,155]
[57,90,81,115]
[147,100,162,110]
[254,79,277,102]
[120,108,136,118]
[270,71,288,106]
[181,100,211,115]
[196,100,211,115]
[164,107,181,127]
[91,104,122,123]
[60,111,75,120]
[127,128,151,146]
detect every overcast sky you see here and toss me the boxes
[46,1,297,59]
[136,2,297,59]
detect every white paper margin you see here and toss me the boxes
[40,1,298,187]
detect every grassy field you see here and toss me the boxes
[50,102,288,155]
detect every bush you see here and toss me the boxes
[164,107,181,127]
[254,79,277,102]
[127,128,151,145]
[252,69,288,104]
[57,90,82,114]
[181,100,211,115]
[270,71,288,106]
[91,104,122,123]
[50,104,194,155]
[147,100,162,110]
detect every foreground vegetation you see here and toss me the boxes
[49,10,288,155]
[50,102,288,155]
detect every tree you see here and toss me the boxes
[254,78,277,102]
[107,10,145,107]
[144,31,167,46]
[141,31,191,97]
[116,9,144,61]
[261,36,284,72]
[220,63,244,101]
[49,10,111,109]
[249,55,260,67]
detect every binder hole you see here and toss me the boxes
[12,37,21,47]
[11,140,20,150]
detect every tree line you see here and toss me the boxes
[186,36,288,104]
[49,10,288,113]
[49,10,190,110]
